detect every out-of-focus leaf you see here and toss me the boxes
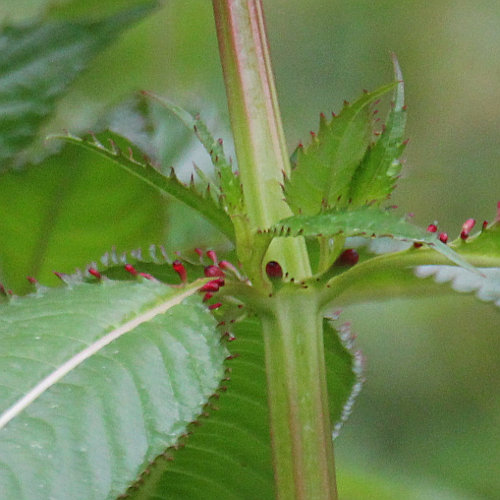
[144,92,244,214]
[0,3,156,170]
[0,278,225,500]
[0,144,169,293]
[284,83,394,215]
[51,131,235,241]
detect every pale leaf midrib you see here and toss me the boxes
[0,282,203,430]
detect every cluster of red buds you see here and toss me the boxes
[171,249,246,313]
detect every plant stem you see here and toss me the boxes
[260,289,337,499]
[212,2,338,498]
[212,0,310,282]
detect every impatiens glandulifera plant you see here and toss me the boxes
[0,1,499,499]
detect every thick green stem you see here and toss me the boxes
[212,0,311,282]
[260,289,337,499]
[212,2,338,498]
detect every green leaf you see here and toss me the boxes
[50,131,235,242]
[124,315,360,499]
[143,92,244,214]
[0,144,169,293]
[270,208,479,273]
[284,83,395,215]
[319,215,500,308]
[0,3,156,171]
[0,278,225,500]
[348,56,407,207]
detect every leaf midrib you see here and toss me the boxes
[0,281,204,430]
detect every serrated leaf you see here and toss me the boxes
[51,131,235,242]
[414,266,500,306]
[284,83,395,215]
[0,3,156,171]
[271,208,479,273]
[320,215,500,308]
[0,143,169,293]
[349,56,407,206]
[124,315,360,499]
[0,278,225,500]
[143,92,244,213]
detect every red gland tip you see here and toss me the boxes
[265,261,283,279]
[172,260,187,282]
[88,268,102,279]
[413,242,423,248]
[460,218,476,240]
[194,248,204,258]
[200,280,221,292]
[335,249,359,267]
[139,272,154,280]
[124,264,138,276]
[438,232,448,243]
[204,265,225,278]
[208,302,222,310]
[426,224,438,233]
[482,220,488,229]
[203,292,213,302]
[206,250,218,264]
[26,276,37,284]
[219,260,237,272]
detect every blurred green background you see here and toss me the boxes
[0,0,498,498]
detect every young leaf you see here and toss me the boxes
[122,315,361,499]
[284,83,395,215]
[267,208,479,273]
[143,92,244,214]
[51,131,235,241]
[348,56,407,207]
[0,3,156,170]
[0,279,225,500]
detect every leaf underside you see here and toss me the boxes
[0,279,225,500]
[0,3,156,171]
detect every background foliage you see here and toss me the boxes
[0,0,498,498]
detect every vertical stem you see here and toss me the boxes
[261,290,338,499]
[212,0,310,281]
[212,2,338,498]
